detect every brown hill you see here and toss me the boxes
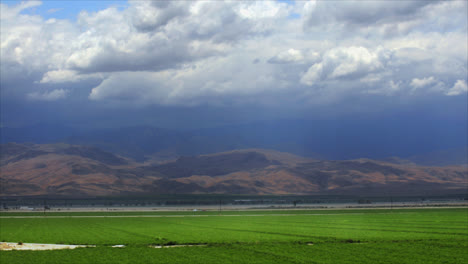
[0,143,466,196]
[0,143,157,196]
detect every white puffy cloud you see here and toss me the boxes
[2,1,284,80]
[129,1,189,32]
[88,48,290,107]
[301,46,389,85]
[446,80,468,96]
[268,49,304,64]
[237,1,282,19]
[408,76,448,94]
[300,63,322,86]
[411,77,436,89]
[1,0,467,110]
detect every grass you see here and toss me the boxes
[0,208,467,263]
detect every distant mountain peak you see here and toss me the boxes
[1,144,467,197]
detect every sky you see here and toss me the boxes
[0,0,467,132]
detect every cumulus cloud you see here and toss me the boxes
[237,1,283,19]
[408,76,448,94]
[62,1,286,75]
[0,0,467,110]
[27,89,67,101]
[268,49,304,64]
[446,80,468,96]
[300,63,322,86]
[0,3,78,96]
[130,1,189,32]
[301,46,390,85]
[410,76,436,88]
[88,49,289,107]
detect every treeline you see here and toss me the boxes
[1,194,466,209]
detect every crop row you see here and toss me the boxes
[0,208,467,263]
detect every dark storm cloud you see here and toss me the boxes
[303,0,438,27]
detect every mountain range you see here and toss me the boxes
[1,143,466,197]
[1,121,467,166]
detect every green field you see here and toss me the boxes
[1,208,467,263]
